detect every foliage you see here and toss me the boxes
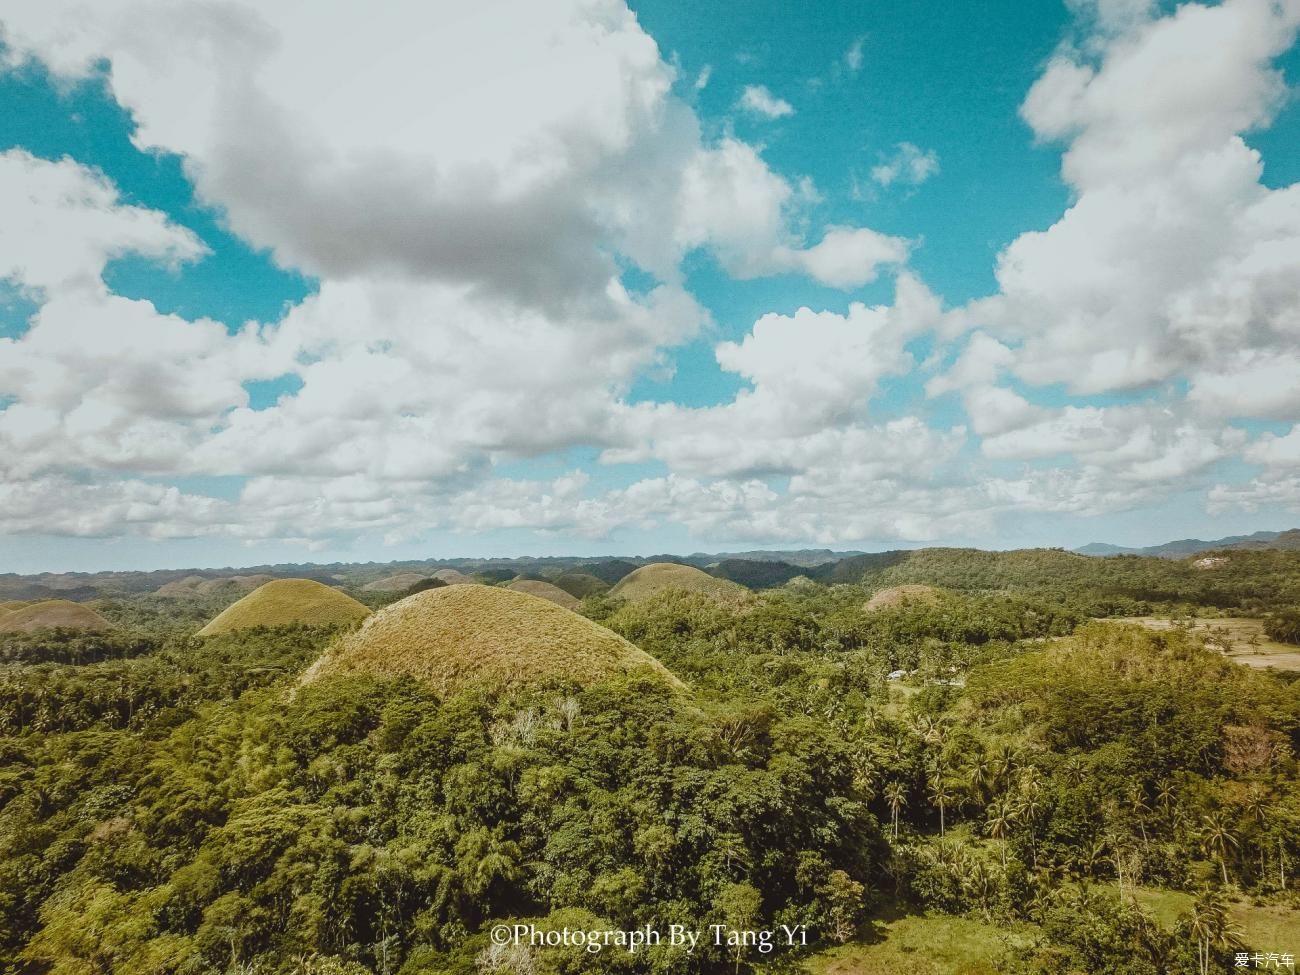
[2,569,1298,974]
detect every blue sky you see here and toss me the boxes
[1,0,1299,572]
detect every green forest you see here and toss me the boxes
[1,548,1298,974]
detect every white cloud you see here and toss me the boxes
[0,149,205,293]
[870,142,940,188]
[606,274,945,478]
[845,36,866,74]
[0,0,933,551]
[737,84,794,119]
[5,0,1299,552]
[968,0,1300,397]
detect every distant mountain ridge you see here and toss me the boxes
[1075,529,1300,558]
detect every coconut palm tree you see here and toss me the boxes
[984,798,1015,867]
[1187,886,1239,975]
[1200,813,1239,887]
[1155,776,1176,822]
[884,781,907,840]
[1128,781,1151,848]
[967,753,992,803]
[928,776,954,837]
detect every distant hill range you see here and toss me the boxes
[1075,528,1300,558]
[8,534,1300,601]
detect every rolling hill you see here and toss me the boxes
[1076,528,1300,557]
[302,585,682,696]
[0,600,112,634]
[552,572,610,599]
[611,563,748,604]
[196,580,370,636]
[503,578,581,610]
[362,572,430,592]
[864,584,943,611]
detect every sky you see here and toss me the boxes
[1,0,1300,573]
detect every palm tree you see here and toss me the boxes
[1201,813,1239,887]
[884,781,907,840]
[928,776,954,837]
[1155,777,1176,826]
[984,798,1015,867]
[1128,781,1151,848]
[967,754,991,803]
[991,742,1017,791]
[1187,886,1239,975]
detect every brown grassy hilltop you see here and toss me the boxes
[864,584,943,611]
[430,568,475,585]
[302,584,682,696]
[0,600,112,634]
[197,580,370,636]
[610,562,747,604]
[504,578,581,610]
[0,600,32,620]
[363,572,431,592]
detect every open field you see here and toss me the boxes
[1116,616,1300,671]
[802,914,1037,975]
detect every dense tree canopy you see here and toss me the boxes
[1,553,1298,973]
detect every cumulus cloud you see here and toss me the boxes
[870,142,940,188]
[0,0,935,550]
[0,149,205,293]
[4,0,1300,553]
[967,0,1300,395]
[924,0,1300,521]
[737,84,795,118]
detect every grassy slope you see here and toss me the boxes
[864,584,942,611]
[802,915,1035,975]
[305,584,683,696]
[197,580,370,636]
[0,600,112,633]
[552,572,610,599]
[801,897,1297,974]
[362,572,430,592]
[504,579,580,609]
[611,563,748,604]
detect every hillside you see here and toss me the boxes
[303,585,681,696]
[864,583,943,611]
[430,568,475,585]
[0,599,112,633]
[196,580,370,636]
[552,571,610,598]
[1076,528,1300,557]
[503,578,580,609]
[362,572,430,592]
[611,562,748,603]
[708,558,803,589]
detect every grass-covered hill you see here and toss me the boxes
[864,583,943,611]
[574,558,641,585]
[361,572,430,592]
[0,599,112,633]
[708,558,803,589]
[503,578,581,609]
[196,579,370,636]
[610,562,749,604]
[0,600,31,619]
[303,584,682,696]
[430,568,474,585]
[838,546,1300,612]
[552,571,610,598]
